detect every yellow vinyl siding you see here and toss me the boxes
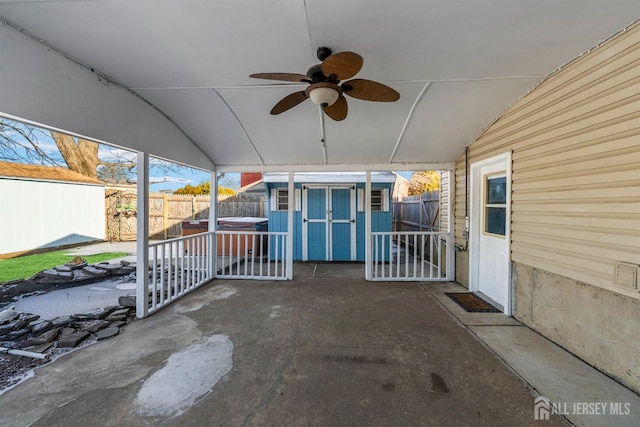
[440,171,450,232]
[455,22,640,298]
[481,27,640,139]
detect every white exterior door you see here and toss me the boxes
[470,153,512,314]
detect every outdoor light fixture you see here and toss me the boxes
[305,82,341,107]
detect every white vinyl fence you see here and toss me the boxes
[371,231,448,281]
[215,231,288,280]
[145,232,215,315]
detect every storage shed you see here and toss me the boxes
[263,172,396,261]
[0,161,105,258]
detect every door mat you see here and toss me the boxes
[445,292,501,313]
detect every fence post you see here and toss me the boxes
[163,193,169,240]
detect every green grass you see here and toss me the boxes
[0,250,127,283]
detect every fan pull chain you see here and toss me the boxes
[319,107,327,164]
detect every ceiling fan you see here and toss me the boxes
[250,47,400,121]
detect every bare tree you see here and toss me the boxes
[218,173,240,190]
[0,120,60,167]
[1,119,183,182]
[50,132,102,178]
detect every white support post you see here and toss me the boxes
[286,172,294,279]
[445,170,456,281]
[365,171,372,280]
[209,171,218,277]
[136,152,150,318]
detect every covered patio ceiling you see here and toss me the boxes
[0,1,637,173]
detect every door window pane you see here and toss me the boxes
[484,175,507,236]
[487,177,506,204]
[485,207,506,235]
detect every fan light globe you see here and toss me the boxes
[309,87,339,106]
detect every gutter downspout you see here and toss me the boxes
[455,147,470,252]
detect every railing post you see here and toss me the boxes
[210,171,218,277]
[286,172,294,280]
[136,151,149,318]
[445,170,455,281]
[365,171,372,280]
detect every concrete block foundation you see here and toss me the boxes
[454,249,470,288]
[513,262,640,394]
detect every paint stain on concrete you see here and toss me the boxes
[381,380,396,391]
[429,372,450,398]
[174,285,237,313]
[323,355,390,364]
[133,334,233,417]
[270,305,283,318]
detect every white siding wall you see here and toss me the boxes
[0,179,105,255]
[455,23,640,299]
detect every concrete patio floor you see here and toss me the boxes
[1,262,572,426]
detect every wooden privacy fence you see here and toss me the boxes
[393,191,440,233]
[105,190,267,241]
[391,191,441,264]
[218,193,268,218]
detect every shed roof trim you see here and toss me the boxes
[263,172,397,184]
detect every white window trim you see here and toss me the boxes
[294,188,301,211]
[382,188,389,212]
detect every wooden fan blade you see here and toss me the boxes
[270,91,308,115]
[322,94,348,121]
[321,51,363,81]
[250,73,311,83]
[341,79,400,102]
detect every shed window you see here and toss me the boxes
[370,188,389,212]
[271,188,301,211]
[275,189,288,211]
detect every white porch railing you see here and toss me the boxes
[371,231,448,281]
[215,231,289,280]
[146,232,215,315]
[140,230,290,316]
[141,229,448,315]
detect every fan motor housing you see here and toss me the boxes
[317,47,332,61]
[306,64,326,82]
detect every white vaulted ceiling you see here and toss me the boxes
[0,0,637,172]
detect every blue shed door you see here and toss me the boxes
[305,187,327,261]
[330,187,355,261]
[303,185,355,261]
